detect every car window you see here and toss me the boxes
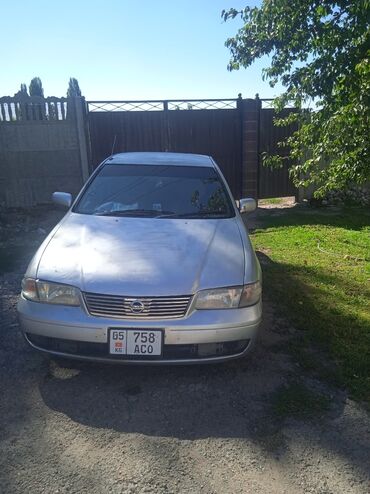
[74,164,235,218]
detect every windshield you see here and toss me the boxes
[74,164,235,218]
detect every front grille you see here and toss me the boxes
[83,292,192,319]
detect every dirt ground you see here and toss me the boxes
[0,206,369,494]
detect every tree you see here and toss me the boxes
[29,77,44,97]
[14,83,29,97]
[67,77,82,97]
[222,1,370,196]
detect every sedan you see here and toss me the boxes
[17,152,262,364]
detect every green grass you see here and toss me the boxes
[259,197,285,205]
[272,382,331,418]
[251,207,370,404]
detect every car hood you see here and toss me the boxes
[36,213,246,296]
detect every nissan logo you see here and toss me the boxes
[130,300,145,313]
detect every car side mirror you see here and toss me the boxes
[52,192,72,208]
[239,198,257,214]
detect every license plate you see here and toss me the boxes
[109,329,163,356]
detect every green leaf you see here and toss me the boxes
[224,0,370,193]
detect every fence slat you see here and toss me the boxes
[13,101,20,120]
[0,96,71,122]
[60,99,66,120]
[0,102,7,121]
[40,99,47,120]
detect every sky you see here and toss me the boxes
[1,0,281,101]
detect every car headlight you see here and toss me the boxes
[195,281,261,310]
[21,278,81,306]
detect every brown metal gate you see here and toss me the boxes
[87,99,243,199]
[258,104,298,199]
[87,98,298,200]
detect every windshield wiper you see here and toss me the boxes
[158,211,229,219]
[95,209,175,217]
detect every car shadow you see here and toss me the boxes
[37,331,370,481]
[39,350,273,440]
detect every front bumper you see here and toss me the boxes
[17,296,262,364]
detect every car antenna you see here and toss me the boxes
[111,135,117,156]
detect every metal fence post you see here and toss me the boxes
[237,93,244,199]
[255,93,261,199]
[163,100,170,151]
[74,97,90,182]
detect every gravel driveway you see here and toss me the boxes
[0,207,369,494]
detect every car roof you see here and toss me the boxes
[106,152,214,167]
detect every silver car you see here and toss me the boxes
[17,152,262,364]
